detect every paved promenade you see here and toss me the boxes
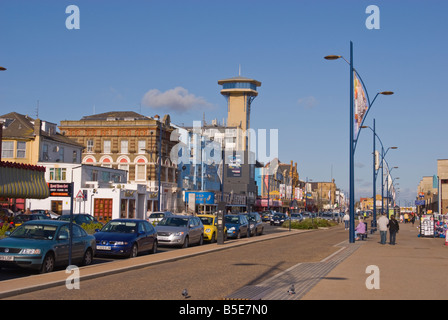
[302,220,448,300]
[1,220,447,300]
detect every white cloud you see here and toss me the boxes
[297,96,319,109]
[141,87,213,113]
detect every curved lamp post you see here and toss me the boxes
[324,42,394,243]
[361,122,397,227]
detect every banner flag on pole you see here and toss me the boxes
[353,72,368,139]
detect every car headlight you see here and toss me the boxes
[205,228,211,233]
[114,241,128,245]
[174,232,184,236]
[229,227,235,231]
[19,249,41,255]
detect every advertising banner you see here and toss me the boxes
[354,72,368,138]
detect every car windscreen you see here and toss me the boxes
[10,224,57,240]
[225,216,240,224]
[158,217,189,227]
[149,213,164,219]
[199,217,214,225]
[101,221,138,233]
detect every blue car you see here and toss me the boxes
[225,214,249,239]
[94,219,158,258]
[0,220,96,273]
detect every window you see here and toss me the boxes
[43,144,49,161]
[103,140,111,154]
[101,171,111,182]
[1,141,14,158]
[16,141,26,158]
[58,147,64,162]
[49,168,67,181]
[87,140,94,153]
[136,164,146,180]
[138,140,146,154]
[91,170,98,181]
[72,151,78,163]
[121,140,128,154]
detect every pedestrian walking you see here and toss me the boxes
[343,212,350,230]
[378,213,389,245]
[388,215,399,245]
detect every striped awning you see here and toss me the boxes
[0,161,49,199]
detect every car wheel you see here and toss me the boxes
[236,231,240,239]
[182,236,189,248]
[129,243,138,258]
[82,249,93,266]
[211,232,216,243]
[151,240,158,254]
[40,252,55,274]
[198,235,203,246]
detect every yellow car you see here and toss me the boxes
[198,214,227,242]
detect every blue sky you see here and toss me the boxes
[1,0,447,206]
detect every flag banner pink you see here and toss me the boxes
[354,72,368,138]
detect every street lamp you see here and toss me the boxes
[361,122,397,227]
[325,42,394,243]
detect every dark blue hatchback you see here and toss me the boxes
[94,219,157,258]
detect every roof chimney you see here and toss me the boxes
[34,119,42,136]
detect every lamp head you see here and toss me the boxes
[380,91,394,95]
[324,55,342,60]
[0,66,6,71]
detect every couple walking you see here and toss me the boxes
[378,213,399,245]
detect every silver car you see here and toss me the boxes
[156,215,204,248]
[147,211,173,226]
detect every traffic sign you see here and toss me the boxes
[76,190,84,199]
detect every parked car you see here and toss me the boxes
[320,211,336,220]
[31,209,60,220]
[0,208,16,217]
[156,215,204,248]
[13,213,50,227]
[290,213,303,222]
[147,211,173,226]
[198,214,227,242]
[261,210,275,222]
[302,211,316,219]
[270,213,288,226]
[94,219,157,258]
[0,220,96,273]
[58,214,101,226]
[243,212,264,236]
[225,214,249,239]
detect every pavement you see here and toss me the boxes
[302,220,448,300]
[1,220,448,300]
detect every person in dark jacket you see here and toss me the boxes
[388,215,400,245]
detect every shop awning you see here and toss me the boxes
[0,161,49,199]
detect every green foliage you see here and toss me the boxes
[0,224,15,238]
[81,222,104,234]
[283,218,337,230]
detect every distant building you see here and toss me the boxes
[59,111,179,212]
[0,112,83,210]
[27,163,148,221]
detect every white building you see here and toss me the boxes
[28,163,149,222]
